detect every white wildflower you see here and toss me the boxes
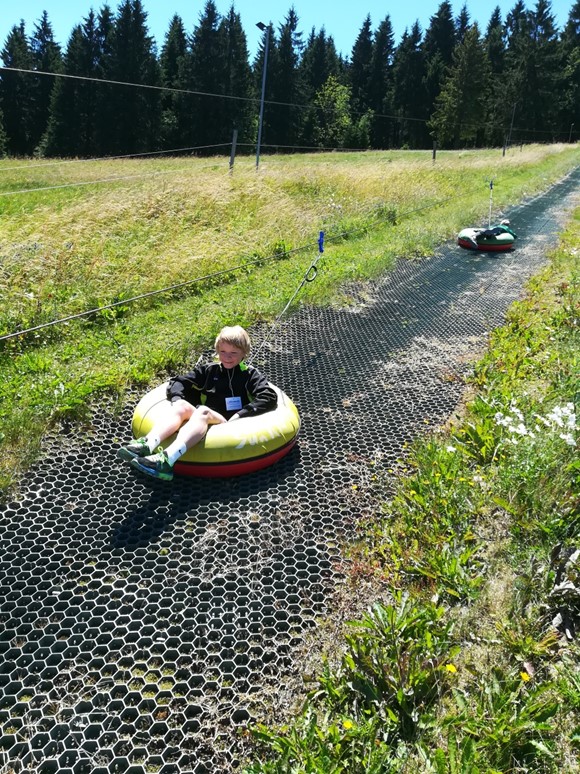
[560,433,577,447]
[512,422,528,436]
[446,445,456,453]
[534,414,551,427]
[547,408,564,427]
[547,404,577,430]
[510,405,524,421]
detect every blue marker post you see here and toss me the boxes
[306,231,324,284]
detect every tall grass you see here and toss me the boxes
[0,144,578,496]
[2,145,577,330]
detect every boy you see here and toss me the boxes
[118,325,277,481]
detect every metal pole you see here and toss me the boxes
[507,102,517,147]
[569,123,575,143]
[255,23,270,170]
[229,128,238,173]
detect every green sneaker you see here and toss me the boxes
[117,437,150,462]
[130,451,174,481]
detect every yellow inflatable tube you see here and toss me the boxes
[131,382,300,477]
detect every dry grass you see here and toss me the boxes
[2,145,577,315]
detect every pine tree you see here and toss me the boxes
[504,0,562,143]
[0,23,34,155]
[266,8,304,151]
[93,5,116,156]
[368,16,395,148]
[252,21,278,153]
[0,109,6,156]
[429,23,491,148]
[455,4,471,43]
[505,0,528,49]
[484,7,507,145]
[188,0,227,151]
[485,7,505,78]
[220,6,254,147]
[100,0,160,155]
[159,14,189,150]
[349,15,373,118]
[300,27,341,99]
[391,22,428,148]
[299,27,341,146]
[530,0,563,137]
[29,12,63,153]
[43,25,88,156]
[423,2,456,64]
[422,1,457,125]
[561,0,580,47]
[43,11,105,157]
[503,1,531,144]
[560,0,580,140]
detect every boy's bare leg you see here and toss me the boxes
[170,406,227,452]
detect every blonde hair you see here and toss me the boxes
[214,325,251,356]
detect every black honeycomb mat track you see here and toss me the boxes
[0,167,578,773]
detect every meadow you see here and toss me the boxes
[1,144,578,495]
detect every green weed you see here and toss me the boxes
[246,711,398,773]
[405,540,485,604]
[313,594,456,741]
[444,669,558,770]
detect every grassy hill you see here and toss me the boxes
[0,144,578,495]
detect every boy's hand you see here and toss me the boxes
[205,408,227,424]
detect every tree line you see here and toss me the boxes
[0,0,578,158]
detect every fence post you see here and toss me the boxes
[229,128,238,174]
[432,141,437,163]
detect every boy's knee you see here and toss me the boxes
[171,399,195,420]
[194,405,213,422]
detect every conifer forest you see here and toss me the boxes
[0,0,578,158]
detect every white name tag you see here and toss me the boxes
[226,396,243,411]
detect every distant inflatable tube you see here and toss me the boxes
[457,227,516,252]
[131,382,300,478]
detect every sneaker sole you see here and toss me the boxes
[117,447,144,462]
[130,458,173,482]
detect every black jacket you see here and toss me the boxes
[166,361,278,420]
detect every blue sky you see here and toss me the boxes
[4,0,574,61]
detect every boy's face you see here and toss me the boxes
[217,342,245,369]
